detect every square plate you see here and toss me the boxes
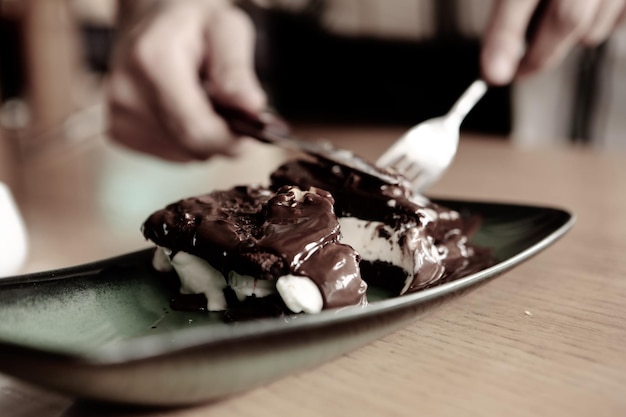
[0,199,574,405]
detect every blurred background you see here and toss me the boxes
[0,0,625,273]
[2,0,626,154]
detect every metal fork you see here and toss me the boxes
[376,80,488,192]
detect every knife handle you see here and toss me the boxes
[214,104,291,144]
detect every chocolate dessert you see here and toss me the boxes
[142,155,492,319]
[271,158,493,295]
[143,185,367,316]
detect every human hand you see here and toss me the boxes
[106,0,266,161]
[481,0,626,85]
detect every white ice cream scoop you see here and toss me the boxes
[0,182,28,277]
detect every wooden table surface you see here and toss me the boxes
[2,125,625,417]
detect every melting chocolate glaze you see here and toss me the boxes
[270,158,495,293]
[143,156,493,317]
[142,185,367,311]
[271,159,415,227]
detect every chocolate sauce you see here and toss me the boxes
[258,187,366,308]
[270,158,494,294]
[143,155,493,317]
[143,186,367,311]
[271,159,417,227]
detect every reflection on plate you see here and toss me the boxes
[0,199,574,406]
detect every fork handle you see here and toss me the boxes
[448,80,488,123]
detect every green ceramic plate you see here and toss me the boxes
[0,199,574,406]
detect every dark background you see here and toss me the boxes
[1,3,511,136]
[252,7,510,135]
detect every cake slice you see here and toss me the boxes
[271,158,493,295]
[142,153,492,319]
[142,185,367,315]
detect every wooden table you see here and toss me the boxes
[2,126,625,417]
